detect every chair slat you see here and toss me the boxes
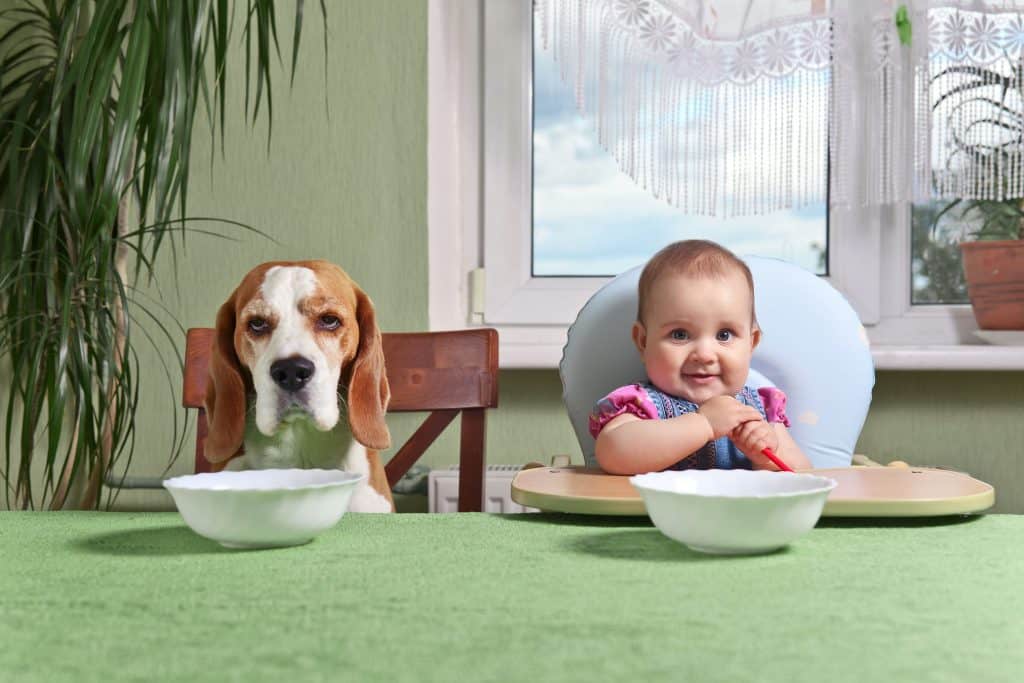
[183,328,215,408]
[457,409,486,513]
[384,409,458,488]
[387,368,496,411]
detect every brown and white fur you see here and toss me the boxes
[204,260,393,512]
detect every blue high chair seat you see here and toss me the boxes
[559,256,875,469]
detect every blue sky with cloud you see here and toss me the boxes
[532,36,827,277]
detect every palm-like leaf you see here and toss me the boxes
[0,0,321,509]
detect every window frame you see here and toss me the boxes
[428,0,1024,370]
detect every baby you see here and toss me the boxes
[590,240,811,475]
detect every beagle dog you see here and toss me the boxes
[204,260,393,512]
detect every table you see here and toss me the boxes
[1,512,1022,682]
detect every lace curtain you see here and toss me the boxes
[535,0,1024,216]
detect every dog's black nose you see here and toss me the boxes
[270,357,315,392]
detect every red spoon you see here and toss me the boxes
[761,447,793,472]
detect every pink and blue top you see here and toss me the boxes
[589,383,790,470]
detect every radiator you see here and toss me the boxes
[428,465,539,513]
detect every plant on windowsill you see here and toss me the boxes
[0,1,323,510]
[931,61,1024,331]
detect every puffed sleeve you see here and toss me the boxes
[757,387,791,427]
[588,384,659,438]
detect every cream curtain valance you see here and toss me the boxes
[535,0,1024,216]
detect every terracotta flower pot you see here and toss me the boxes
[959,240,1024,330]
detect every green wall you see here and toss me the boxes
[7,3,1023,513]
[857,372,1023,512]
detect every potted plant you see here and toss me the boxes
[931,61,1024,330]
[952,201,1023,330]
[0,1,323,509]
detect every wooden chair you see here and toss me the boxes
[182,328,499,511]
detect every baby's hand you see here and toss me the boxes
[732,419,781,469]
[698,396,764,439]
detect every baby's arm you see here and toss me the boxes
[595,412,715,475]
[770,423,812,470]
[743,387,812,470]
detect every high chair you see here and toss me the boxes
[559,256,875,469]
[519,258,992,517]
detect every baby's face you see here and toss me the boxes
[633,271,760,404]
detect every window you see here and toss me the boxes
[911,201,969,305]
[909,39,1024,307]
[428,1,1024,369]
[532,14,829,279]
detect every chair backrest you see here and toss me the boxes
[559,256,874,469]
[183,328,499,511]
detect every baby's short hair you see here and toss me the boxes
[636,239,757,325]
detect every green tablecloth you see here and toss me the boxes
[1,512,1022,682]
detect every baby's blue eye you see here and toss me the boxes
[670,329,689,341]
[716,329,733,342]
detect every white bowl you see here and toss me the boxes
[630,470,837,555]
[163,469,364,549]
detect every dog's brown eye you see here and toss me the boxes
[318,315,341,331]
[247,318,270,335]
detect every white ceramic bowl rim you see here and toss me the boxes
[163,468,365,492]
[630,470,837,499]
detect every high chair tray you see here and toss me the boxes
[510,466,994,517]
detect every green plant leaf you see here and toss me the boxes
[1,0,326,509]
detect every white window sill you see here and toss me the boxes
[870,345,1024,370]
[487,325,1024,371]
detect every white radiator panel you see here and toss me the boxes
[428,465,539,513]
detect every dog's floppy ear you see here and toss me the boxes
[345,287,391,449]
[204,293,247,463]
